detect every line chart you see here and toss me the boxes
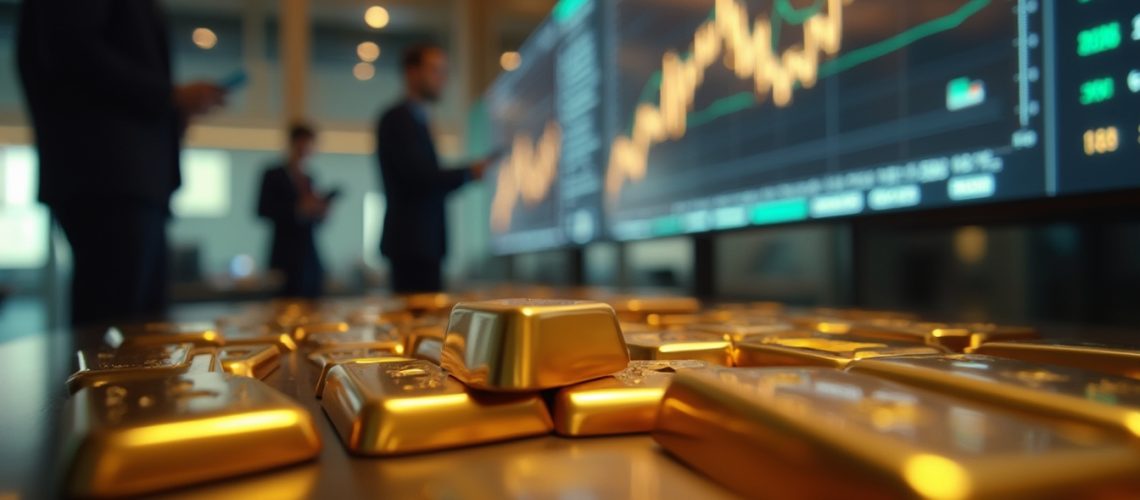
[489,121,562,233]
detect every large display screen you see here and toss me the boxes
[484,0,1140,252]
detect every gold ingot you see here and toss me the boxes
[624,332,732,366]
[786,315,853,335]
[400,321,446,354]
[553,360,708,437]
[321,360,552,455]
[223,324,298,353]
[654,367,1140,499]
[847,321,973,351]
[607,296,700,322]
[67,344,194,393]
[218,345,280,379]
[733,337,945,368]
[304,325,403,353]
[402,293,456,315]
[441,299,629,391]
[115,322,224,348]
[847,354,1140,441]
[292,321,349,342]
[689,320,804,343]
[963,323,1038,349]
[812,307,918,322]
[308,346,409,397]
[969,340,1140,380]
[63,373,321,497]
[644,313,700,329]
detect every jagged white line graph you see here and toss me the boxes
[605,0,851,205]
[490,121,562,233]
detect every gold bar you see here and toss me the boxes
[733,337,944,368]
[811,307,918,321]
[403,323,446,364]
[218,345,280,379]
[786,315,853,335]
[401,292,456,315]
[623,332,732,366]
[308,347,409,397]
[847,354,1140,440]
[64,373,321,497]
[321,360,552,455]
[441,299,629,391]
[960,323,1038,349]
[553,360,708,437]
[654,367,1140,499]
[292,320,349,342]
[67,344,195,393]
[689,320,804,343]
[223,325,298,353]
[644,313,700,329]
[303,325,404,353]
[968,340,1140,380]
[847,321,973,351]
[114,322,224,348]
[606,296,700,322]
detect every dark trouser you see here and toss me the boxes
[279,254,325,299]
[53,197,169,328]
[388,256,443,293]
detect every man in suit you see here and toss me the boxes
[376,44,490,293]
[257,124,335,299]
[17,0,226,327]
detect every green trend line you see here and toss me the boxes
[626,0,992,132]
[771,0,826,49]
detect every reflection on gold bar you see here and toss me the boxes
[321,361,552,455]
[187,349,222,373]
[654,367,1140,499]
[292,321,349,342]
[786,315,853,335]
[400,322,446,355]
[442,300,629,391]
[67,344,194,393]
[968,340,1140,380]
[218,345,280,379]
[308,347,409,398]
[115,323,224,348]
[733,337,944,368]
[847,354,1140,441]
[64,373,321,498]
[223,325,298,353]
[624,332,732,366]
[553,360,708,437]
[848,321,973,351]
[304,325,404,353]
[607,296,701,322]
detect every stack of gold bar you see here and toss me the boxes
[653,366,1140,498]
[968,339,1140,379]
[61,319,321,497]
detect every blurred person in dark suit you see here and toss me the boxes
[376,44,492,293]
[16,0,226,327]
[257,124,335,299]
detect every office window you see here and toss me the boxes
[172,149,231,218]
[0,146,48,269]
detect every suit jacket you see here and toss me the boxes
[17,0,181,210]
[376,100,471,259]
[257,166,323,275]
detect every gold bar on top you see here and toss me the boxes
[441,299,629,391]
[553,360,708,437]
[115,322,224,348]
[653,367,1140,499]
[733,337,944,368]
[223,325,298,353]
[847,354,1140,440]
[786,315,853,335]
[63,373,321,498]
[308,346,409,397]
[847,321,973,351]
[607,296,700,321]
[218,345,280,379]
[292,320,350,342]
[320,360,552,455]
[968,340,1140,380]
[960,323,1038,349]
[67,344,195,393]
[303,325,404,353]
[624,332,733,366]
[689,319,803,343]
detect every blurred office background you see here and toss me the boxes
[1,0,1139,338]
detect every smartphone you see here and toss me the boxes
[217,70,248,91]
[325,188,342,202]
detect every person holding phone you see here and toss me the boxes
[17,0,227,330]
[257,123,335,298]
